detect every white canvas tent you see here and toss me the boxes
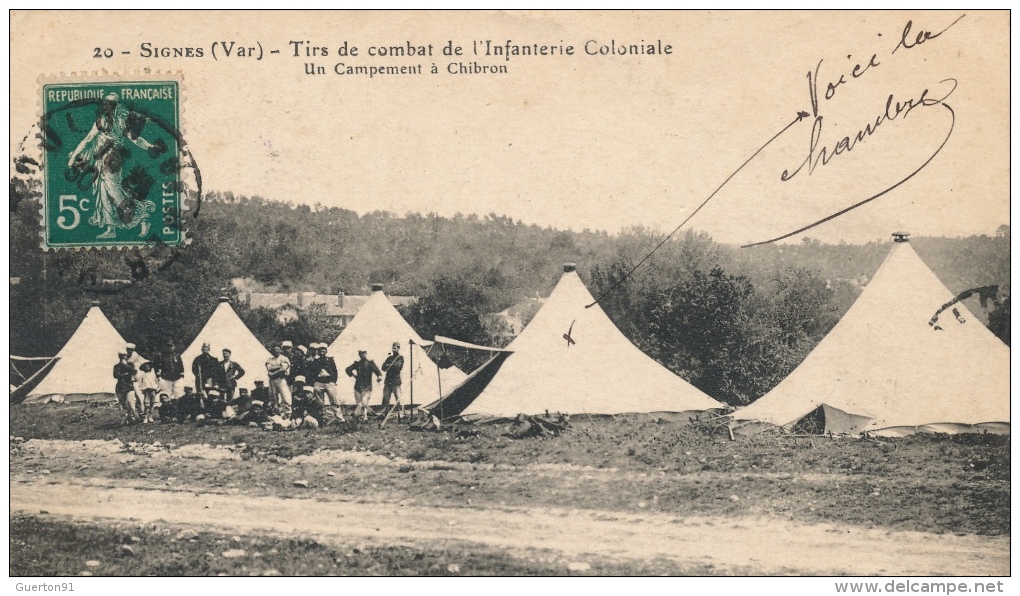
[733,235,1010,437]
[181,297,272,392]
[436,265,725,418]
[22,302,131,404]
[327,284,466,406]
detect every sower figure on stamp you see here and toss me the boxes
[310,343,344,423]
[66,93,158,239]
[218,348,245,401]
[113,351,137,425]
[266,343,292,418]
[156,338,185,400]
[381,341,406,421]
[345,349,381,421]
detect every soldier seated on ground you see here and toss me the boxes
[200,388,228,420]
[233,393,270,426]
[156,393,177,423]
[230,387,253,410]
[290,376,324,427]
[176,386,203,423]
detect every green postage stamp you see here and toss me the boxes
[41,78,190,249]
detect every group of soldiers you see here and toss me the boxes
[112,338,407,428]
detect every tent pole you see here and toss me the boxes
[409,339,414,409]
[436,348,443,421]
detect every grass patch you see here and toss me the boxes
[10,514,733,576]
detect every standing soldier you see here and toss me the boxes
[113,351,138,425]
[381,341,405,419]
[218,348,246,401]
[345,349,381,421]
[125,343,146,409]
[135,361,160,424]
[191,342,220,397]
[281,341,300,386]
[311,343,344,422]
[157,338,186,400]
[266,344,292,418]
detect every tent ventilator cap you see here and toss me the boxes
[892,231,910,243]
[562,263,577,272]
[370,283,384,292]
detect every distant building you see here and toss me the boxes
[244,291,416,327]
[483,296,545,343]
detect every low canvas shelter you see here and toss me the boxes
[9,356,59,403]
[22,302,131,404]
[181,297,273,392]
[431,264,725,418]
[327,284,466,406]
[733,234,1010,437]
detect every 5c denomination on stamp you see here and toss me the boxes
[41,79,187,249]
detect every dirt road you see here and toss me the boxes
[10,475,1008,575]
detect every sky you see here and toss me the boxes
[9,10,1010,245]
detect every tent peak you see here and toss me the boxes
[562,263,577,273]
[89,300,101,307]
[892,231,910,243]
[370,283,384,292]
[217,296,231,303]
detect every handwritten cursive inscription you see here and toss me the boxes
[742,14,966,247]
[893,14,966,54]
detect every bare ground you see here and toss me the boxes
[8,405,1011,576]
[10,462,1009,575]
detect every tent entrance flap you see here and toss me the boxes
[427,351,513,420]
[790,404,874,435]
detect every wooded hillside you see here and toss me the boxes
[10,181,1010,405]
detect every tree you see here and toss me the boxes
[282,303,346,347]
[645,267,762,405]
[402,275,492,370]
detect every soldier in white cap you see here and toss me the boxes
[124,343,145,367]
[281,341,300,386]
[156,337,185,400]
[113,351,138,424]
[310,343,344,422]
[124,343,146,411]
[266,343,292,417]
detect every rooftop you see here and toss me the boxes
[247,291,416,317]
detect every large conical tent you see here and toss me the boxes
[23,302,130,404]
[733,235,1010,436]
[443,265,724,418]
[182,297,273,391]
[327,285,467,405]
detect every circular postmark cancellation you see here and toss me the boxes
[16,72,201,252]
